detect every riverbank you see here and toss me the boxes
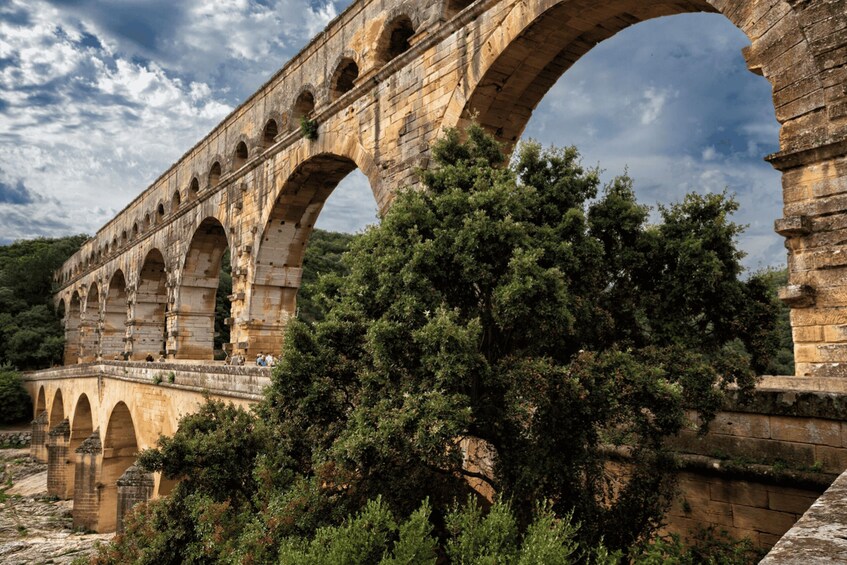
[0,448,111,564]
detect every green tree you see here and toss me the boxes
[215,249,232,357]
[298,229,357,324]
[0,235,87,369]
[757,267,794,376]
[0,364,31,425]
[105,126,779,562]
[259,126,779,551]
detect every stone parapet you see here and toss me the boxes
[760,468,847,563]
[24,361,271,401]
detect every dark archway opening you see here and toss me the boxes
[331,59,360,100]
[49,389,64,430]
[81,285,100,362]
[379,16,415,63]
[209,162,222,188]
[263,119,279,147]
[445,0,474,19]
[66,293,81,365]
[292,90,316,124]
[234,141,249,169]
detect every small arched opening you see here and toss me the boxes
[444,0,474,19]
[35,385,46,419]
[172,190,181,212]
[234,141,249,169]
[330,58,360,100]
[189,177,200,198]
[292,90,316,124]
[377,15,415,64]
[49,388,64,430]
[209,162,222,188]
[263,119,279,147]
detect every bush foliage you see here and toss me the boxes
[0,365,31,425]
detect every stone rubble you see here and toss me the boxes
[0,448,111,565]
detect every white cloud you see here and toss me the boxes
[640,87,672,125]
[702,146,718,161]
[0,0,234,241]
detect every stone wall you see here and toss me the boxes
[662,376,847,549]
[0,430,31,448]
[760,468,847,563]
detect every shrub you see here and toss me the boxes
[0,365,31,425]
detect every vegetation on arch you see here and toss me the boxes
[99,124,780,563]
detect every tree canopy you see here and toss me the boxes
[101,126,781,563]
[0,235,87,369]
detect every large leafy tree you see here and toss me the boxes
[0,235,87,369]
[261,126,778,550]
[116,126,779,562]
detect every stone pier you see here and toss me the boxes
[46,419,70,499]
[30,411,48,462]
[116,466,154,533]
[72,430,102,532]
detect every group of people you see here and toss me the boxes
[255,352,276,367]
[225,352,276,367]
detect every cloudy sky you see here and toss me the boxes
[0,0,785,271]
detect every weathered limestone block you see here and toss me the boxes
[46,419,71,499]
[116,466,154,533]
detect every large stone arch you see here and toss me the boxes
[99,401,139,533]
[173,217,232,360]
[240,146,379,358]
[35,385,46,418]
[443,0,823,153]
[132,249,168,361]
[49,388,64,429]
[31,385,48,461]
[440,0,841,376]
[68,393,94,502]
[80,283,100,362]
[102,270,128,360]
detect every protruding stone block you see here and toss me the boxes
[775,216,812,237]
[779,285,816,308]
[47,419,71,499]
[116,465,154,533]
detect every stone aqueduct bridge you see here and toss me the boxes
[21,0,847,539]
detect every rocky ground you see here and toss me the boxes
[0,448,112,564]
